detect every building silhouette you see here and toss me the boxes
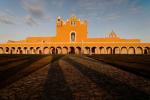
[0,16,150,54]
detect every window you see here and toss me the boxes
[71,32,75,42]
[71,21,76,26]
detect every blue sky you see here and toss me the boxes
[0,0,150,42]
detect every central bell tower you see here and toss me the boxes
[56,16,88,42]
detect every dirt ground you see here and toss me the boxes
[0,54,150,100]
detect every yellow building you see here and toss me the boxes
[0,16,150,54]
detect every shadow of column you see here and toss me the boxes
[42,61,73,100]
[64,57,149,100]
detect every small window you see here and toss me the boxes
[71,21,76,26]
[71,32,75,42]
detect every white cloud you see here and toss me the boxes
[24,15,38,26]
[0,15,14,24]
[0,10,16,25]
[21,0,45,19]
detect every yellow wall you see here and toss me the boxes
[0,16,149,55]
[55,16,87,42]
[3,16,141,43]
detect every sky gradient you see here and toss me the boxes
[0,0,150,43]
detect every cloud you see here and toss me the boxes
[0,16,15,24]
[21,0,45,19]
[24,15,38,26]
[75,0,144,23]
[0,10,16,25]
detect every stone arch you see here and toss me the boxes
[99,47,106,54]
[70,47,75,54]
[106,47,112,54]
[10,47,16,54]
[43,47,50,54]
[62,47,68,54]
[36,47,42,54]
[23,47,28,54]
[128,47,135,54]
[0,47,4,54]
[50,47,55,54]
[76,46,82,54]
[5,47,10,54]
[136,47,143,54]
[17,47,23,54]
[144,47,150,54]
[91,47,97,54]
[113,47,120,54]
[56,47,62,54]
[84,47,90,54]
[30,47,35,54]
[121,47,127,54]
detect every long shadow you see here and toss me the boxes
[64,57,150,100]
[87,56,150,79]
[88,55,150,66]
[42,60,73,100]
[0,56,30,66]
[0,56,44,89]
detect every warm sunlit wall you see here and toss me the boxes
[55,16,87,42]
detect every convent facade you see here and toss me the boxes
[0,16,150,54]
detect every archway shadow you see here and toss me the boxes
[42,60,73,100]
[64,57,149,100]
